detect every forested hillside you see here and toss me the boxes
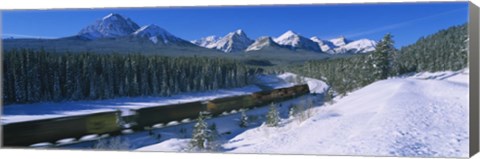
[393,24,468,74]
[289,24,468,96]
[3,50,257,104]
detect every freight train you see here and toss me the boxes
[2,84,310,147]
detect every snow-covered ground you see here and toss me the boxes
[137,69,469,158]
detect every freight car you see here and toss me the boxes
[3,111,121,147]
[132,101,206,129]
[206,95,256,115]
[251,84,310,106]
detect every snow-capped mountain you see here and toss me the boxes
[246,36,283,52]
[273,30,321,52]
[30,12,378,54]
[192,29,254,53]
[194,29,376,54]
[310,36,377,54]
[132,24,185,44]
[329,36,350,47]
[78,13,140,40]
[333,39,377,54]
[190,36,221,49]
[310,36,336,54]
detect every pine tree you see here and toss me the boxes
[324,88,335,104]
[266,102,280,127]
[239,109,248,128]
[189,111,210,151]
[288,104,299,119]
[370,33,395,80]
[206,123,220,151]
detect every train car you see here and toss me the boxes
[251,84,310,106]
[2,111,121,147]
[206,95,256,115]
[291,84,310,96]
[133,101,205,129]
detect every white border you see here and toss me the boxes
[1,0,479,159]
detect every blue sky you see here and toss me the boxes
[2,2,468,48]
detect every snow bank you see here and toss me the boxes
[136,138,190,152]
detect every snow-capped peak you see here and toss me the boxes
[274,30,299,44]
[78,13,140,40]
[225,29,249,39]
[246,36,281,52]
[193,29,254,53]
[279,30,298,38]
[216,29,254,52]
[191,36,221,49]
[133,24,169,37]
[132,24,184,44]
[310,36,336,54]
[310,36,321,42]
[274,30,321,52]
[334,38,377,54]
[102,13,123,21]
[235,29,246,35]
[310,35,377,54]
[329,36,350,47]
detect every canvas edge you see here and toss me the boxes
[469,1,480,158]
[0,11,4,148]
[0,2,475,158]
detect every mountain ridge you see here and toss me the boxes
[195,30,378,54]
[6,13,378,55]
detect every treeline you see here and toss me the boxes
[289,33,396,96]
[393,24,468,74]
[289,24,468,96]
[290,54,376,96]
[3,50,258,104]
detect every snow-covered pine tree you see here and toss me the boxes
[190,111,209,150]
[188,112,222,152]
[324,87,335,104]
[266,102,280,127]
[239,109,248,128]
[288,104,299,119]
[206,123,220,151]
[370,33,395,80]
[305,96,314,118]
